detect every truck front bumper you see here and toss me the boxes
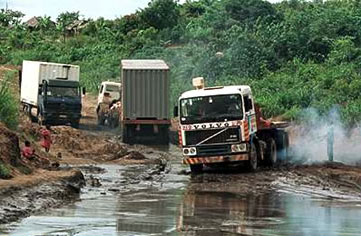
[44,112,81,122]
[183,153,249,165]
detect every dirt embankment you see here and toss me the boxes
[0,169,84,224]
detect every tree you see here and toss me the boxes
[139,0,180,30]
[224,0,279,24]
[0,9,24,27]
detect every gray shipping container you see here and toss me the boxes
[121,60,170,120]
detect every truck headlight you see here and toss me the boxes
[231,144,247,153]
[183,147,197,156]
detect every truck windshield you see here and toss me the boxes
[47,86,79,98]
[105,85,120,92]
[180,94,243,124]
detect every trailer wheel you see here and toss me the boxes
[247,142,258,171]
[71,120,80,129]
[160,125,170,144]
[122,126,128,143]
[190,164,203,174]
[266,138,278,167]
[122,125,135,144]
[97,112,105,126]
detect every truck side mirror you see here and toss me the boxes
[173,106,179,117]
[82,87,86,95]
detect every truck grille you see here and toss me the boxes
[46,103,81,112]
[197,145,231,156]
[185,128,240,146]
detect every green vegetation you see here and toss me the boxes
[0,161,11,179]
[0,71,19,129]
[1,0,361,124]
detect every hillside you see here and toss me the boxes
[1,0,361,125]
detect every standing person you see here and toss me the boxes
[40,125,52,153]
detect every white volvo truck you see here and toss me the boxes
[175,78,289,173]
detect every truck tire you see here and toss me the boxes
[160,125,170,144]
[247,142,258,171]
[97,113,105,126]
[122,125,128,143]
[71,120,80,129]
[122,125,134,144]
[190,164,203,174]
[265,138,278,167]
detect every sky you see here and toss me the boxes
[1,0,280,21]
[0,0,187,21]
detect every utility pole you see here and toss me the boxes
[327,125,334,162]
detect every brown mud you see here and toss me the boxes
[2,65,361,230]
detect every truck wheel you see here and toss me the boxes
[97,114,105,126]
[190,164,203,174]
[160,125,170,144]
[122,125,134,144]
[122,126,128,143]
[71,120,80,129]
[247,142,258,171]
[266,138,278,167]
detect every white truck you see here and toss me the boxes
[175,78,289,173]
[96,81,121,127]
[20,60,83,128]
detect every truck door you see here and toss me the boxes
[243,95,257,134]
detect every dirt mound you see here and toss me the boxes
[0,123,20,165]
[0,123,24,179]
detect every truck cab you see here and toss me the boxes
[176,78,289,173]
[96,81,121,125]
[20,61,83,128]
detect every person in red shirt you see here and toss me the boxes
[40,125,52,153]
[21,141,36,161]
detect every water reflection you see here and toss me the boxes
[177,188,361,236]
[2,163,361,236]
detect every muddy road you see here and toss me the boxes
[1,144,361,236]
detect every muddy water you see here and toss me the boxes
[1,150,361,235]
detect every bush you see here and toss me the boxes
[0,71,19,129]
[0,161,12,179]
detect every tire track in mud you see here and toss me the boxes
[0,170,85,224]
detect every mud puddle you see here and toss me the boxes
[1,148,361,235]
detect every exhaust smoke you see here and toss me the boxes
[288,107,361,165]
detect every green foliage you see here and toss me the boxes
[2,0,361,125]
[0,71,19,130]
[139,0,180,30]
[0,9,24,27]
[0,161,11,179]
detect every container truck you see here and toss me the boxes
[20,60,83,127]
[121,59,170,144]
[174,78,289,173]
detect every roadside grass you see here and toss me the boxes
[0,71,19,130]
[15,164,33,175]
[0,161,12,179]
